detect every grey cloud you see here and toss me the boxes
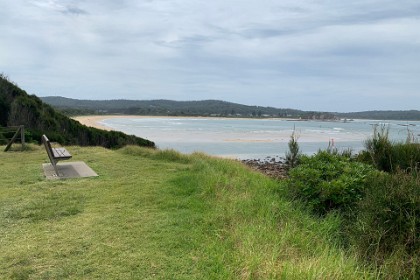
[240,28,300,39]
[329,6,420,27]
[30,0,87,14]
[155,35,215,49]
[61,6,88,16]
[0,0,419,111]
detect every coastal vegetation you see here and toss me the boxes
[1,130,418,279]
[284,130,301,170]
[287,151,376,215]
[1,145,385,279]
[285,129,419,279]
[0,75,154,148]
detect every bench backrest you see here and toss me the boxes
[42,134,55,164]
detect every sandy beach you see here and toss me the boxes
[72,115,154,131]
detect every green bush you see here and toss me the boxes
[350,171,419,278]
[287,151,375,215]
[391,143,420,174]
[364,125,393,172]
[363,125,420,174]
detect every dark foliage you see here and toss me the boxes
[286,141,419,277]
[338,110,420,121]
[283,126,420,277]
[0,75,154,148]
[361,125,420,174]
[363,125,394,172]
[350,171,419,278]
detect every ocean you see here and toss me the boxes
[100,117,420,159]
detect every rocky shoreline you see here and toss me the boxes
[241,156,288,180]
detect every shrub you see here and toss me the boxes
[364,125,393,172]
[363,125,420,174]
[391,143,420,174]
[287,151,375,215]
[350,171,419,278]
[285,130,301,170]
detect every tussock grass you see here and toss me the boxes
[0,145,379,279]
[120,145,192,164]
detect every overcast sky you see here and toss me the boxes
[1,0,419,112]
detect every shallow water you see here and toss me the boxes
[100,118,420,159]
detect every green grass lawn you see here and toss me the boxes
[0,145,379,279]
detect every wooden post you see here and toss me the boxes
[4,126,22,152]
[20,125,25,149]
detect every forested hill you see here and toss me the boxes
[0,75,154,148]
[337,110,420,121]
[41,96,420,120]
[40,96,336,120]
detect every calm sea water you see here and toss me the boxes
[100,118,420,159]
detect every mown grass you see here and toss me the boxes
[1,144,379,279]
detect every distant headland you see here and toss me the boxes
[41,96,420,121]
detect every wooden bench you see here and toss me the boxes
[42,134,72,176]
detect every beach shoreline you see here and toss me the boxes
[72,115,297,131]
[70,115,397,159]
[72,115,146,131]
[72,115,367,144]
[73,113,290,174]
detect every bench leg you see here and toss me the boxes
[51,160,61,177]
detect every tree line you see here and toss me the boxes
[41,96,337,120]
[41,96,420,120]
[0,75,154,149]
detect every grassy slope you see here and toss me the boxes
[0,145,378,279]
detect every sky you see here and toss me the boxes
[1,0,420,112]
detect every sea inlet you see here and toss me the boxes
[98,117,420,159]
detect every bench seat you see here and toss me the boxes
[52,147,72,159]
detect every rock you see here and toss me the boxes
[240,157,288,180]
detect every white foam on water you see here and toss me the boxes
[102,118,420,159]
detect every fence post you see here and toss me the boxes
[20,125,25,149]
[4,126,23,152]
